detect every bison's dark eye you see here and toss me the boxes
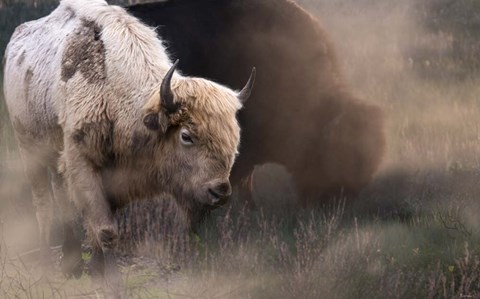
[180,128,194,145]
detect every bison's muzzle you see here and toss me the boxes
[207,180,232,206]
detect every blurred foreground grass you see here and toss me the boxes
[3,205,480,298]
[3,0,480,298]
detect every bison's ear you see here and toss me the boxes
[142,107,169,132]
[143,92,169,132]
[143,92,162,130]
[143,112,159,130]
[238,67,256,104]
[143,111,169,132]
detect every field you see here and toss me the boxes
[2,0,480,298]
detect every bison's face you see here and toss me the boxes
[143,62,255,207]
[164,119,239,206]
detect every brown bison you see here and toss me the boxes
[3,0,254,293]
[127,0,386,211]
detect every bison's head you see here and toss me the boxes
[142,61,255,207]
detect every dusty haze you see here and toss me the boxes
[2,0,480,297]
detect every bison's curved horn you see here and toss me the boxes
[161,59,180,114]
[238,67,256,103]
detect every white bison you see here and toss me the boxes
[3,0,254,292]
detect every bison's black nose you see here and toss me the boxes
[209,182,232,200]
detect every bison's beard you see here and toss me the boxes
[175,197,212,232]
[172,187,222,231]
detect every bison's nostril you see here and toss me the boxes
[209,182,232,199]
[217,182,231,194]
[208,188,224,199]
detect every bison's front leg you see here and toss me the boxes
[50,169,83,278]
[62,147,124,297]
[19,148,53,270]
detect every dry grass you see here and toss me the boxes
[3,0,480,298]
